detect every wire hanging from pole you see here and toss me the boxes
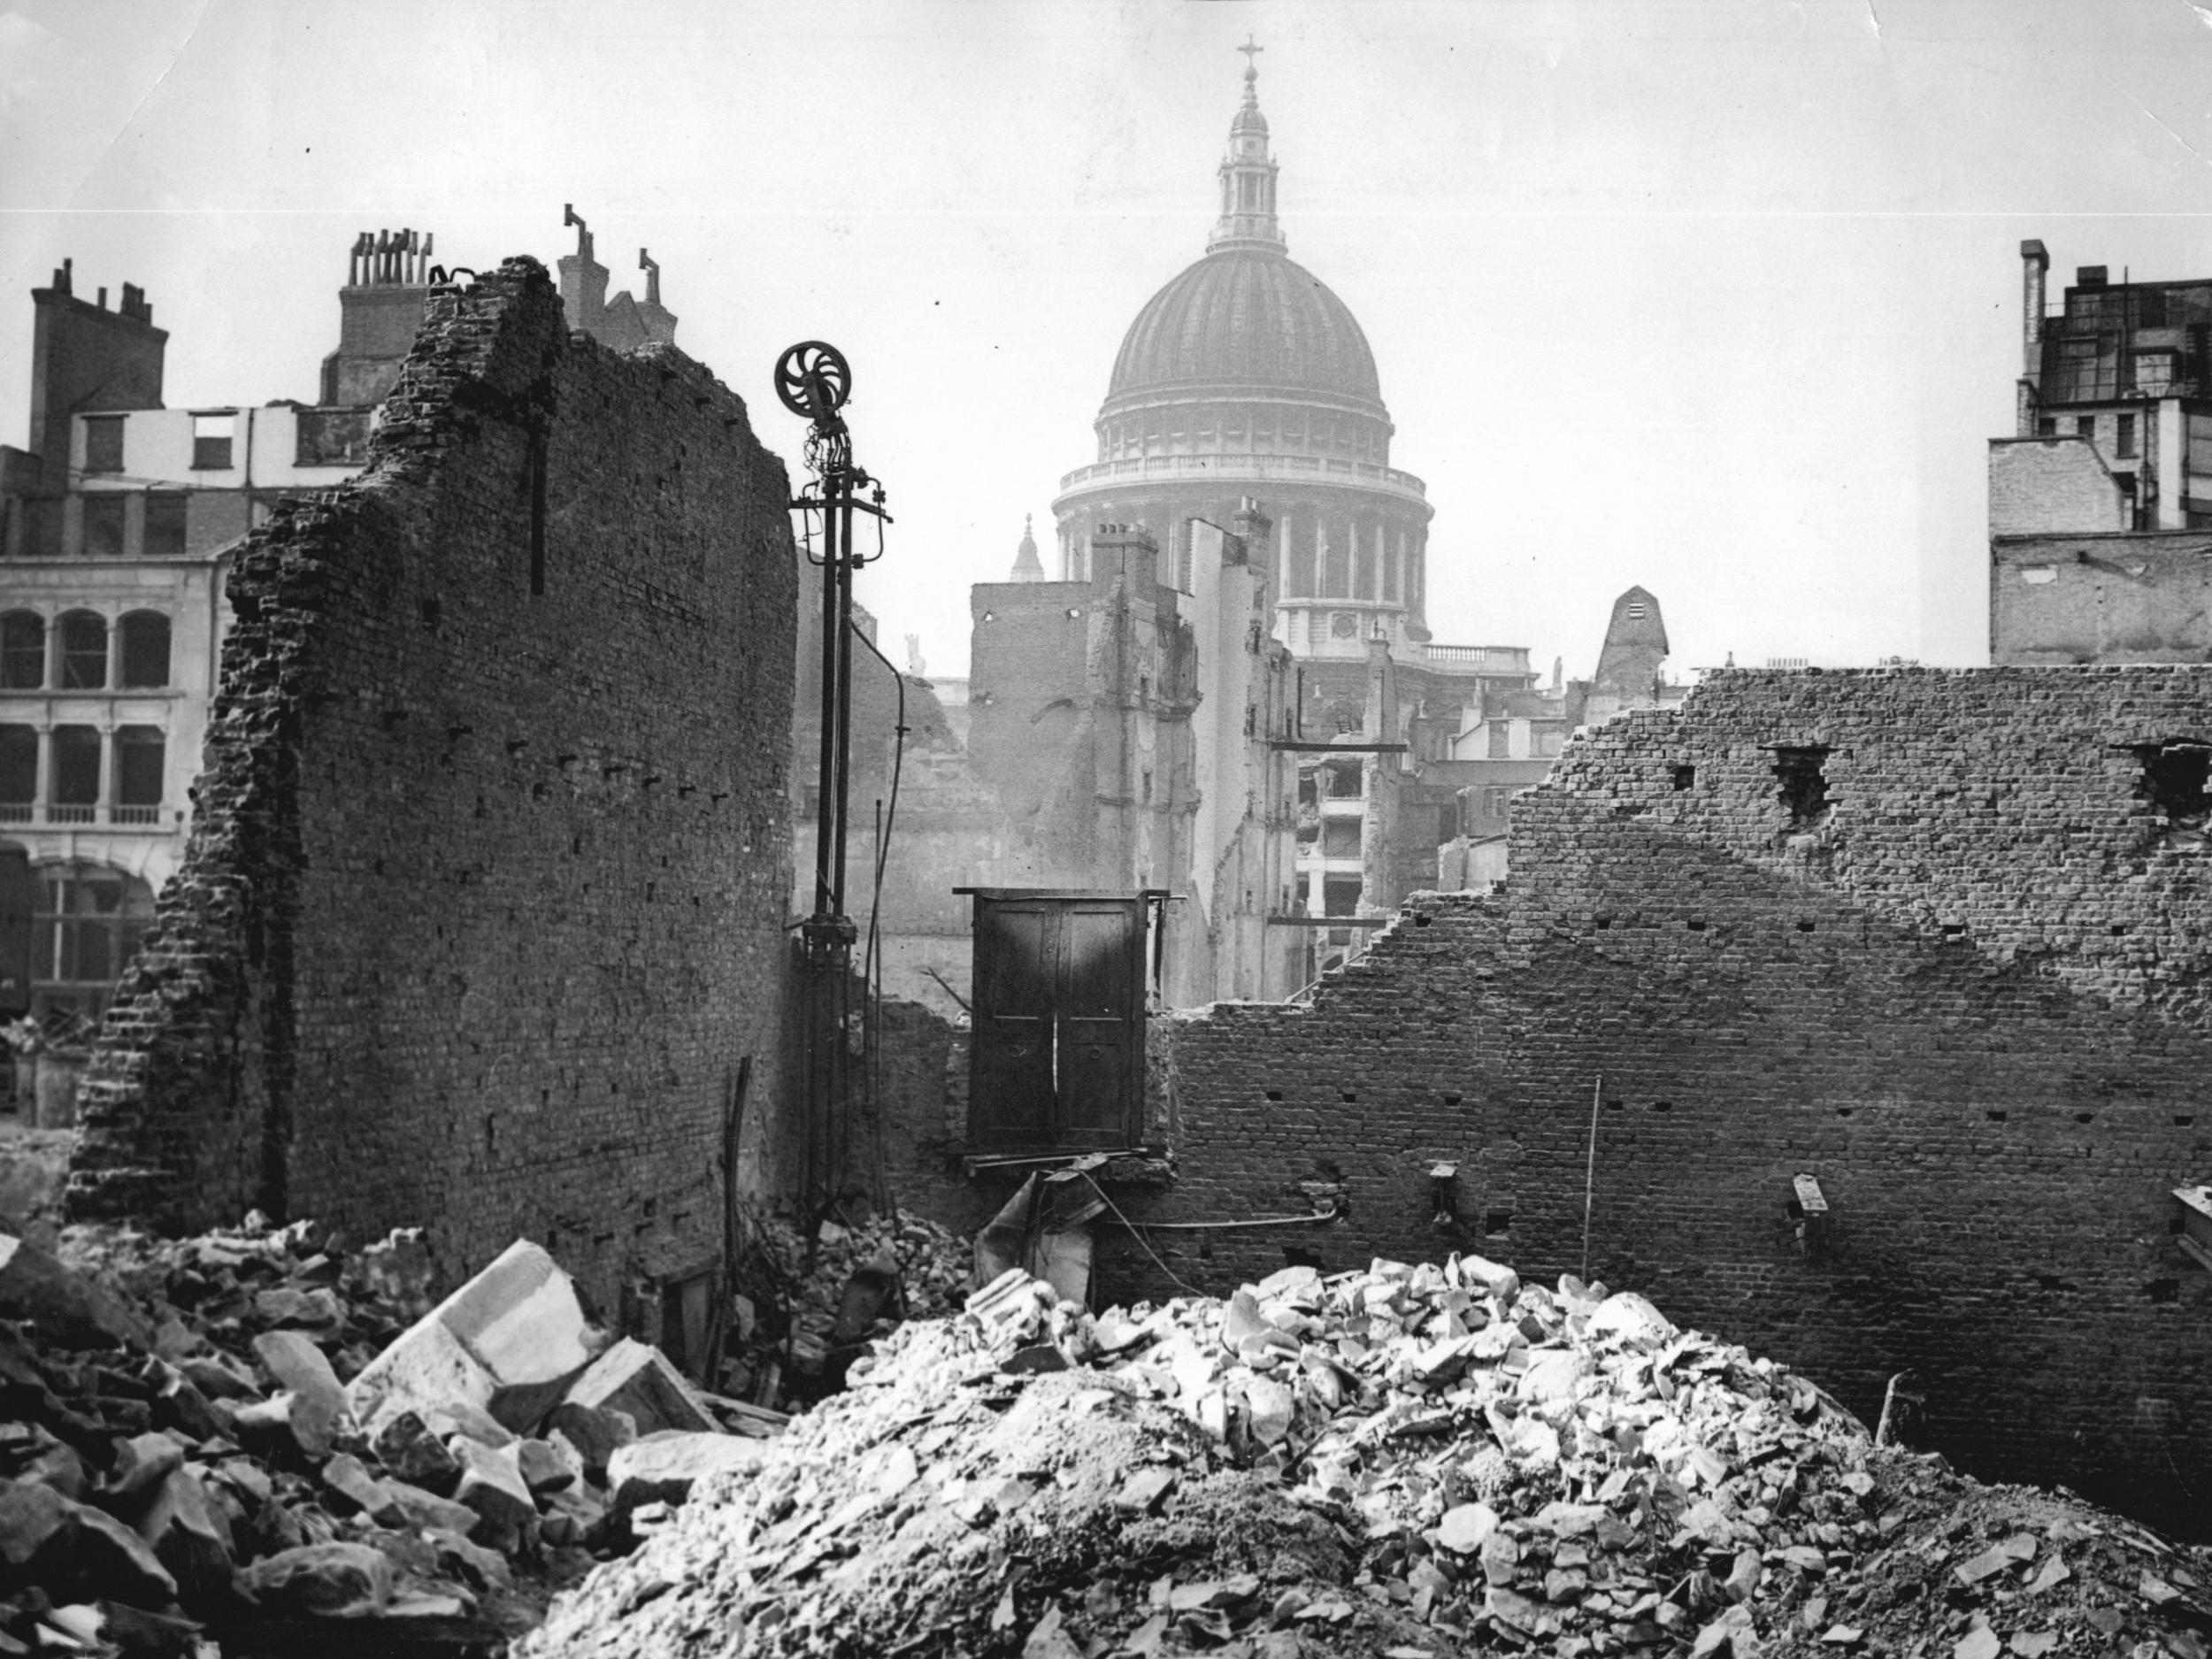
[1581,1073,1602,1281]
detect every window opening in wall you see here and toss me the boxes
[2076,415,2096,442]
[2037,417,2057,437]
[58,612,105,690]
[117,612,169,688]
[1322,875,1362,918]
[1771,744,1832,830]
[49,728,98,823]
[81,417,125,475]
[2118,412,2139,458]
[2134,739,2211,828]
[1671,764,1695,790]
[295,408,369,467]
[113,726,164,824]
[143,492,187,558]
[0,726,32,824]
[191,412,234,471]
[81,495,124,558]
[30,863,154,1018]
[0,614,42,689]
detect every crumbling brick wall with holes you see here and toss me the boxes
[64,257,799,1314]
[1099,664,2212,1537]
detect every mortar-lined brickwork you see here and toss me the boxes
[65,258,798,1312]
[1068,666,2212,1537]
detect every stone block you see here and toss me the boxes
[562,1339,716,1437]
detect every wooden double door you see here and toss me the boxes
[967,892,1147,1153]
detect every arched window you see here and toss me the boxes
[0,613,42,689]
[58,611,106,690]
[31,863,155,1017]
[117,611,170,689]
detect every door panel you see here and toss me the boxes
[971,902,1057,1148]
[1057,904,1139,1146]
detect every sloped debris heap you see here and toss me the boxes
[524,1254,2212,1659]
[728,1212,970,1408]
[0,1216,778,1657]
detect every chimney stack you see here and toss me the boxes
[2019,239,2049,435]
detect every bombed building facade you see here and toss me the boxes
[0,66,2208,1659]
[0,223,687,1028]
[56,258,798,1324]
[875,664,2212,1538]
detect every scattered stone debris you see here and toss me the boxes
[729,1210,970,1408]
[0,1214,784,1656]
[524,1256,2212,1659]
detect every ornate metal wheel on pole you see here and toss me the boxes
[778,342,891,1226]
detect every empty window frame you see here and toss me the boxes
[0,726,33,820]
[294,407,370,467]
[48,726,99,819]
[0,613,43,689]
[143,492,187,557]
[2118,412,2139,459]
[190,412,234,471]
[2076,415,2097,442]
[116,611,170,689]
[2136,739,2211,827]
[81,494,125,558]
[1772,745,1832,830]
[81,416,125,475]
[32,864,155,1016]
[57,612,106,689]
[112,726,164,823]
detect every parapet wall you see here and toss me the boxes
[1125,665,2212,1536]
[66,259,800,1313]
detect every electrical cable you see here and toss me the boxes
[849,618,908,1221]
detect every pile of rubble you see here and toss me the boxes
[0,1216,780,1655]
[525,1254,2212,1659]
[727,1210,970,1407]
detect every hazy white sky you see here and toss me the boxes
[5,0,2212,678]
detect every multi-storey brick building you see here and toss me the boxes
[0,219,676,1020]
[1992,240,2212,663]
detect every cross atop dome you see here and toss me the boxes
[1211,41,1284,254]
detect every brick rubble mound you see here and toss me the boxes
[523,1254,2212,1659]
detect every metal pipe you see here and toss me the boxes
[831,471,855,915]
[812,499,839,915]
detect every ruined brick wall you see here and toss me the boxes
[1071,666,2212,1537]
[67,260,799,1312]
[1992,532,2212,664]
[1988,435,2131,535]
